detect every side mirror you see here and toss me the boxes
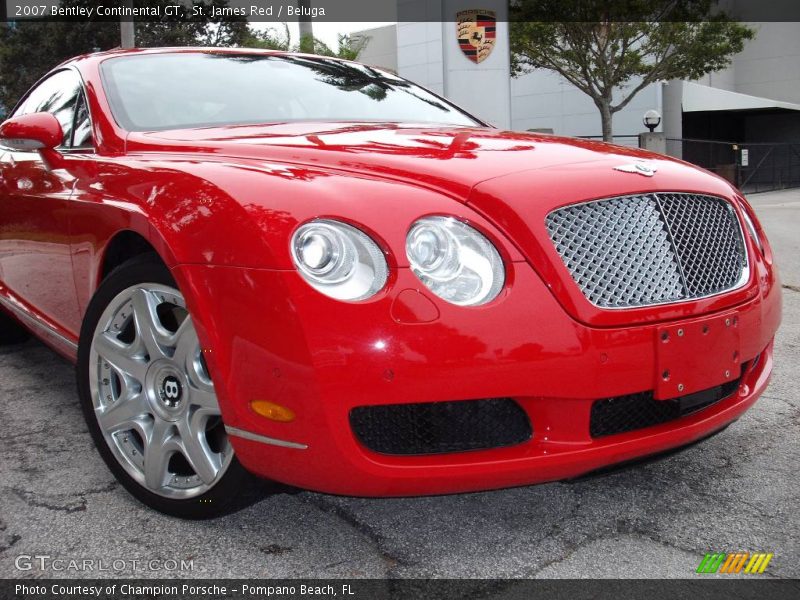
[0,112,63,152]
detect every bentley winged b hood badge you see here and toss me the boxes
[614,161,658,177]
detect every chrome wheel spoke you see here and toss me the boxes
[171,316,198,375]
[94,332,148,384]
[190,388,219,412]
[178,418,220,485]
[98,392,148,434]
[174,322,218,412]
[131,288,171,361]
[143,419,175,490]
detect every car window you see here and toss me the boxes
[100,53,481,131]
[14,70,83,148]
[70,92,93,149]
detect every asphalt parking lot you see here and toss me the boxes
[1,188,798,580]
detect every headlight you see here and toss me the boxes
[406,216,505,306]
[291,219,388,301]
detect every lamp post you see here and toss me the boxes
[639,110,666,154]
[643,109,662,133]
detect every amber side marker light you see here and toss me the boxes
[250,400,296,422]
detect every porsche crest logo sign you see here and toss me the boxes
[456,9,497,64]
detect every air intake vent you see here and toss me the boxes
[350,398,532,455]
[590,372,744,438]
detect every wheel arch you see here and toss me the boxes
[100,230,160,278]
[97,224,179,284]
[91,227,217,388]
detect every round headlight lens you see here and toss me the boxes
[297,231,337,273]
[406,217,505,306]
[291,220,388,301]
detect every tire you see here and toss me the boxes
[0,309,31,344]
[77,254,253,518]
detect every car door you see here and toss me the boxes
[0,70,83,337]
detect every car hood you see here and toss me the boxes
[126,122,745,327]
[127,122,726,202]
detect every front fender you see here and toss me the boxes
[73,153,525,271]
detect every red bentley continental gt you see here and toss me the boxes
[0,48,781,517]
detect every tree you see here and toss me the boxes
[510,0,754,141]
[309,34,369,61]
[240,23,292,51]
[241,28,369,61]
[136,0,249,48]
[0,0,248,111]
[297,0,313,53]
[0,18,117,111]
[0,0,367,113]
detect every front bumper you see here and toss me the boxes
[173,259,780,497]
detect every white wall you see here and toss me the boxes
[731,22,800,105]
[361,18,800,138]
[354,25,399,72]
[440,0,511,128]
[510,70,661,138]
[397,21,445,95]
[681,22,800,105]
[396,1,445,94]
[396,0,511,128]
[662,79,683,155]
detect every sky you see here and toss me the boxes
[251,21,395,50]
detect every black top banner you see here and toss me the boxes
[2,0,800,23]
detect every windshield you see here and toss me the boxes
[100,52,481,131]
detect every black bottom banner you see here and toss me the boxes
[3,579,800,600]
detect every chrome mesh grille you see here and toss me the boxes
[545,193,747,308]
[657,193,747,297]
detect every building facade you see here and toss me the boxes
[355,11,800,148]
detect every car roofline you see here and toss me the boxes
[61,46,365,69]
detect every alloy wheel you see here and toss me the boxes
[88,283,232,499]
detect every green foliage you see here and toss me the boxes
[509,0,754,139]
[0,0,369,114]
[310,34,369,61]
[240,28,368,60]
[0,18,115,112]
[240,23,292,51]
[135,0,248,47]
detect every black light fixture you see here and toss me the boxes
[643,110,662,132]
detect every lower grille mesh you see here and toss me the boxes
[589,373,744,438]
[350,398,532,455]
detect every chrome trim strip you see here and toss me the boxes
[0,293,78,350]
[224,426,308,450]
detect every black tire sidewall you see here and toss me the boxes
[77,254,250,519]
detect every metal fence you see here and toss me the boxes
[577,135,800,194]
[666,138,800,194]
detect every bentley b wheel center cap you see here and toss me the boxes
[145,361,188,419]
[158,374,183,408]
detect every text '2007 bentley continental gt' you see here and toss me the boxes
[0,48,781,517]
